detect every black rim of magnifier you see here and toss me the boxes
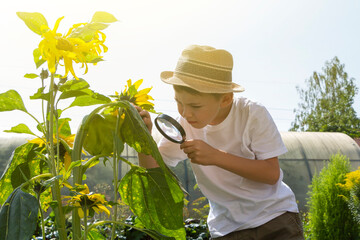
[154,114,186,144]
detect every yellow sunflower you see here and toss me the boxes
[28,133,75,170]
[64,184,111,218]
[38,17,107,79]
[115,79,154,110]
[17,11,117,80]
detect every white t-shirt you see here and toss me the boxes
[158,97,299,238]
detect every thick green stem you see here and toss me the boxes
[72,102,125,239]
[110,152,118,240]
[111,108,124,240]
[48,74,67,240]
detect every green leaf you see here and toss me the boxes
[11,162,31,189]
[68,91,111,108]
[24,73,39,79]
[89,57,104,64]
[30,87,49,101]
[0,90,27,112]
[33,48,46,68]
[16,12,48,35]
[69,26,97,42]
[81,156,101,176]
[59,90,89,100]
[29,87,46,100]
[59,78,90,92]
[41,175,62,190]
[116,101,185,239]
[85,52,104,63]
[91,11,118,23]
[69,12,116,42]
[0,143,40,205]
[119,167,185,240]
[0,188,39,240]
[65,160,82,179]
[83,114,117,156]
[37,118,72,137]
[87,228,106,240]
[4,124,36,136]
[88,22,109,31]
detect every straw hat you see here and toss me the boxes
[160,45,245,93]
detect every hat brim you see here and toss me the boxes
[160,71,245,93]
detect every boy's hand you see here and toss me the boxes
[180,139,220,166]
[134,105,152,132]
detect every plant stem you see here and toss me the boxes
[111,108,124,240]
[83,207,88,240]
[37,193,46,240]
[48,74,67,240]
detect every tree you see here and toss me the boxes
[290,57,360,138]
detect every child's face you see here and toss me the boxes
[174,89,230,129]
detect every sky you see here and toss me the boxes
[0,0,359,138]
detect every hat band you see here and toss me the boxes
[175,59,232,86]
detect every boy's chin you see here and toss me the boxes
[189,122,206,129]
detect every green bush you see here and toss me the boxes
[306,153,360,239]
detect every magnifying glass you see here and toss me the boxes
[154,114,186,144]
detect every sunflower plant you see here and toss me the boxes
[0,11,185,240]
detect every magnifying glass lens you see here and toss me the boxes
[154,114,186,144]
[157,118,183,142]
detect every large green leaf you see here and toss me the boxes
[83,114,119,156]
[117,101,185,239]
[120,102,157,156]
[0,188,39,240]
[0,90,27,112]
[0,143,39,204]
[16,12,48,35]
[119,167,185,240]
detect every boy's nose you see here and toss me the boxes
[181,107,192,119]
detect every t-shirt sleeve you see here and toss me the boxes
[249,104,287,160]
[158,137,187,167]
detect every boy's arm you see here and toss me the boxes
[138,153,160,168]
[134,105,160,169]
[180,139,280,185]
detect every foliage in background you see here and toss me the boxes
[183,184,209,221]
[306,153,360,240]
[290,57,360,138]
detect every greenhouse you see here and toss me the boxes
[279,131,360,211]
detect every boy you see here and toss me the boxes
[137,45,303,239]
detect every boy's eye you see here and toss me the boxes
[191,105,202,108]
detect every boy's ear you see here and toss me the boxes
[220,93,233,107]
